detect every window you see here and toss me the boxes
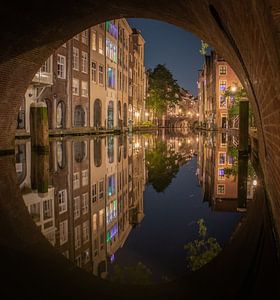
[82,221,89,243]
[228,156,235,165]
[91,183,97,203]
[58,189,67,214]
[219,80,227,92]
[74,225,81,249]
[81,80,88,97]
[74,196,81,219]
[81,51,88,73]
[92,31,97,50]
[219,152,226,165]
[91,61,97,83]
[57,55,66,79]
[73,47,79,71]
[82,169,88,186]
[221,133,228,146]
[98,36,104,55]
[219,95,227,108]
[217,184,225,195]
[30,203,40,222]
[43,199,52,220]
[83,249,90,264]
[73,172,80,190]
[75,256,82,267]
[72,78,79,95]
[74,34,79,40]
[219,65,227,75]
[108,175,115,196]
[99,65,104,85]
[107,67,115,89]
[82,193,89,214]
[218,168,225,180]
[99,180,104,200]
[82,30,88,45]
[59,220,68,245]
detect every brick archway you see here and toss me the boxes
[0,0,280,297]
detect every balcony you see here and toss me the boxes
[32,56,53,86]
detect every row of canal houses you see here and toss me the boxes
[17,19,147,135]
[15,135,146,277]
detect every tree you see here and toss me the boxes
[199,40,209,55]
[184,219,221,271]
[146,64,181,117]
[146,141,182,192]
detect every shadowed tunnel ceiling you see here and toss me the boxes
[0,0,280,298]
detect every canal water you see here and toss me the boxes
[15,130,256,284]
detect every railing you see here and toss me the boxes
[32,70,53,85]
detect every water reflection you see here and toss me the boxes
[15,130,256,283]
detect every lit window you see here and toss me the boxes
[99,209,104,228]
[58,189,67,214]
[93,213,97,231]
[218,168,225,180]
[220,80,227,92]
[91,61,97,83]
[57,55,66,79]
[107,67,115,89]
[74,34,79,41]
[219,65,227,75]
[81,81,88,97]
[72,78,79,95]
[81,51,88,73]
[73,47,79,71]
[99,36,104,55]
[92,31,97,50]
[217,184,225,194]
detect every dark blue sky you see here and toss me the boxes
[127,18,204,96]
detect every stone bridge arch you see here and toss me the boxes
[0,0,280,297]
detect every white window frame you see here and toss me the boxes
[74,196,81,219]
[82,30,88,45]
[82,193,89,214]
[73,47,79,71]
[57,54,66,79]
[81,80,88,97]
[82,169,88,186]
[58,189,67,214]
[81,51,88,74]
[73,172,80,190]
[217,184,225,195]
[98,36,104,55]
[74,225,81,250]
[59,220,68,245]
[91,183,97,203]
[92,31,97,51]
[91,61,97,83]
[72,78,79,96]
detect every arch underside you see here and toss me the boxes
[0,0,280,297]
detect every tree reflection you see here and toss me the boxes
[146,141,182,192]
[184,219,221,271]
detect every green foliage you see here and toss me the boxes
[184,219,221,271]
[110,262,153,285]
[146,64,181,116]
[146,141,182,192]
[199,40,209,55]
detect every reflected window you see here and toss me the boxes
[59,220,68,245]
[123,137,127,159]
[43,199,53,220]
[99,180,104,200]
[118,136,122,162]
[107,135,114,163]
[56,101,65,129]
[15,144,26,184]
[123,103,127,127]
[94,139,102,167]
[57,141,66,169]
[94,99,102,127]
[74,141,86,163]
[107,101,114,129]
[108,175,115,197]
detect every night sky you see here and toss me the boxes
[127,18,204,96]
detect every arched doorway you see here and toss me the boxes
[107,101,114,129]
[56,101,65,129]
[74,105,85,127]
[94,99,102,128]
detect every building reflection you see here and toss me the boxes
[15,132,198,279]
[197,132,255,212]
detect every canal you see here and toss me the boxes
[15,130,257,284]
